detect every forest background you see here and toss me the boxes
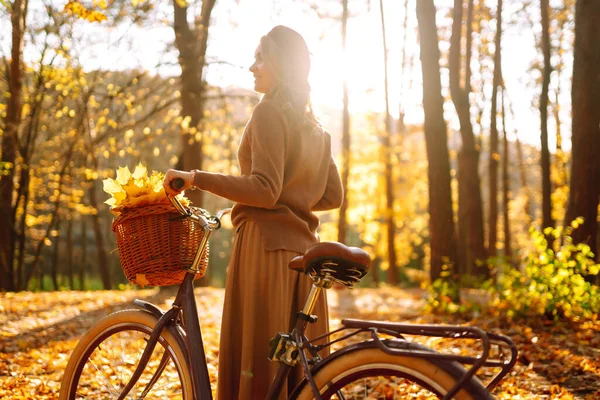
[2,0,599,306]
[1,0,600,398]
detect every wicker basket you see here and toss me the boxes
[112,204,209,287]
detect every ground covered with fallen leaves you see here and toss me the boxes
[1,287,598,399]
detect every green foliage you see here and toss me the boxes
[427,278,461,313]
[427,260,467,313]
[428,218,600,320]
[491,218,600,320]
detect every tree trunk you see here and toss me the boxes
[379,0,398,285]
[397,0,411,133]
[540,0,554,231]
[1,0,28,291]
[553,12,569,189]
[337,0,350,245]
[504,84,533,226]
[488,0,503,261]
[371,259,380,286]
[565,0,600,264]
[515,136,532,225]
[416,0,459,284]
[79,216,87,290]
[501,87,512,264]
[173,0,217,287]
[449,0,487,279]
[88,181,112,290]
[553,91,568,188]
[51,218,61,291]
[66,216,74,289]
[473,0,487,139]
[172,0,216,209]
[15,166,31,290]
[39,261,45,291]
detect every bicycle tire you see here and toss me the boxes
[293,340,493,400]
[59,309,193,400]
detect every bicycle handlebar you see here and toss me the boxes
[168,177,231,230]
[171,177,185,191]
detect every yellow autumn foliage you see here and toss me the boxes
[102,163,190,215]
[63,1,108,22]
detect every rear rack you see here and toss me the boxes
[336,319,517,399]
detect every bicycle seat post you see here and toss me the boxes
[302,273,333,317]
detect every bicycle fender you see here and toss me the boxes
[288,339,384,398]
[133,300,190,366]
[288,339,490,399]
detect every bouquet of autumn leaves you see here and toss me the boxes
[103,163,189,216]
[103,164,205,287]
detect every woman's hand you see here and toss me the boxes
[163,169,194,196]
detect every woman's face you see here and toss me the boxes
[249,44,276,94]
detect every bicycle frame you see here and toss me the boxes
[126,272,211,399]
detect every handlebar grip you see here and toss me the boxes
[170,177,185,191]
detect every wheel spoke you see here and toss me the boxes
[63,313,189,400]
[80,357,121,398]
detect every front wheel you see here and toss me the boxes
[294,341,493,400]
[59,309,193,400]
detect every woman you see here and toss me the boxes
[164,25,343,399]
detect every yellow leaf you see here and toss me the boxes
[121,182,149,199]
[114,191,126,203]
[116,166,131,185]
[152,181,163,194]
[149,172,163,188]
[102,178,122,194]
[176,193,190,206]
[146,191,166,205]
[136,274,149,287]
[103,166,190,211]
[133,178,145,188]
[132,163,147,180]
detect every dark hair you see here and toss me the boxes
[260,26,321,132]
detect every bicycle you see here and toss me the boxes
[59,178,517,400]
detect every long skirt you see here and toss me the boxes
[216,221,329,400]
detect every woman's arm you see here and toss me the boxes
[312,157,343,211]
[164,101,286,208]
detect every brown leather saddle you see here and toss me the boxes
[288,242,371,287]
